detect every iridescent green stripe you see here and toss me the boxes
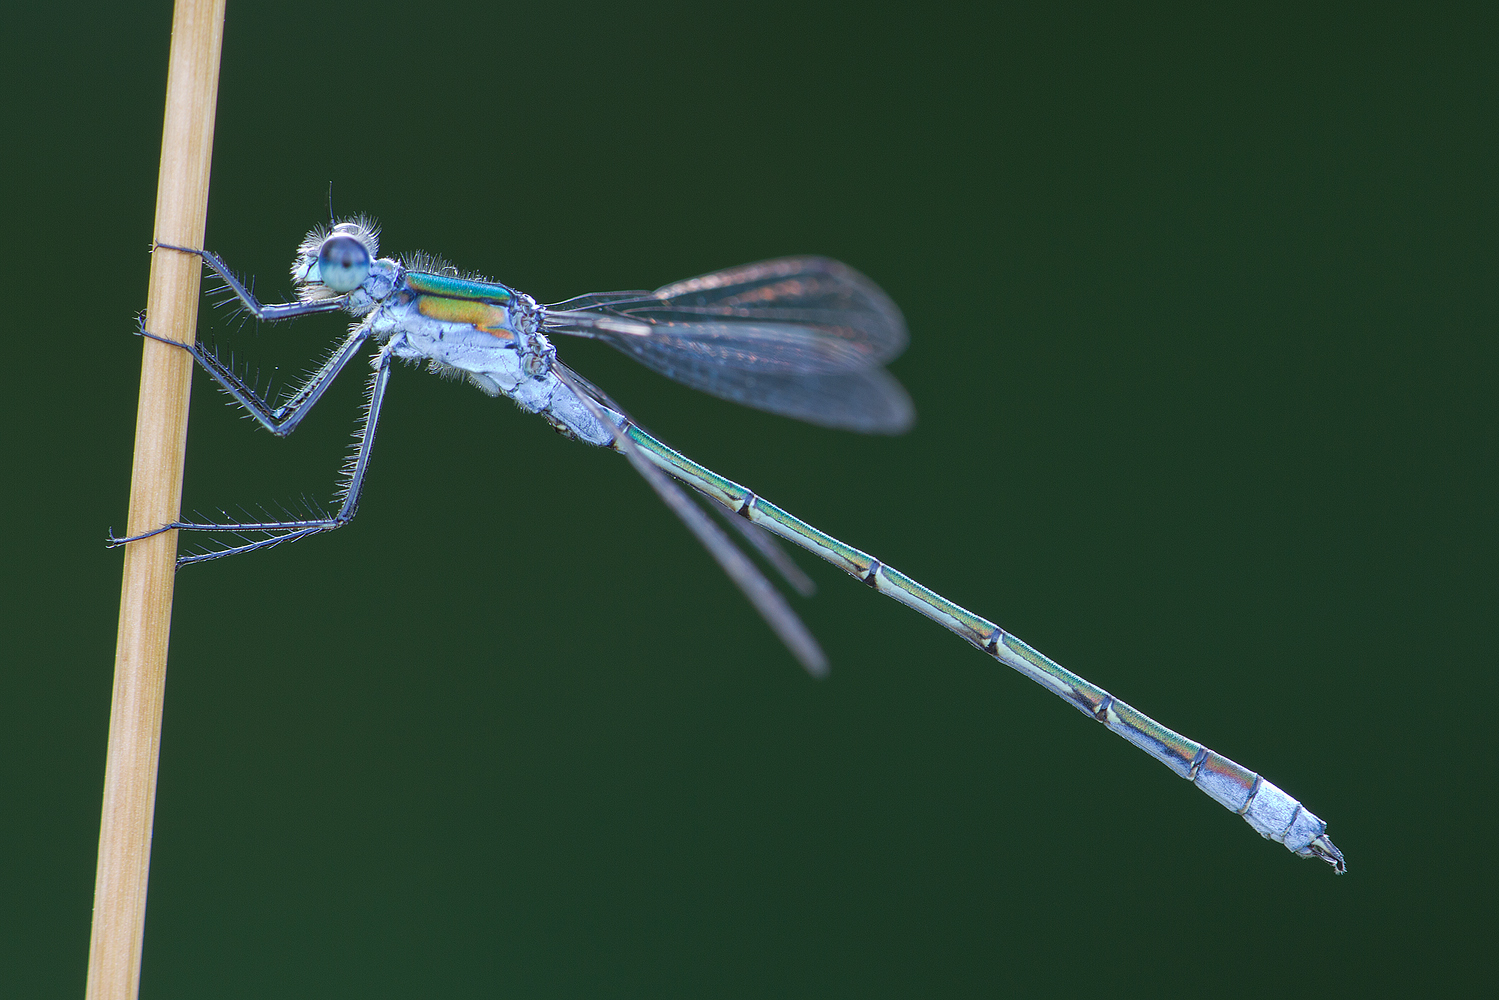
[999,633,1205,777]
[875,566,992,646]
[998,633,1109,712]
[1101,699,1203,779]
[626,425,872,575]
[748,499,873,577]
[405,271,513,302]
[625,426,750,508]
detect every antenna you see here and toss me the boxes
[327,181,335,224]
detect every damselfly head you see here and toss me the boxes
[292,216,380,298]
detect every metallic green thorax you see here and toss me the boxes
[404,270,514,303]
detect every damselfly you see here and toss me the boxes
[113,219,1345,872]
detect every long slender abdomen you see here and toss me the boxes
[615,422,1345,872]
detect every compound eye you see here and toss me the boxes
[317,234,370,292]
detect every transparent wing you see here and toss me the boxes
[544,256,914,434]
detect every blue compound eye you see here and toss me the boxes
[317,234,370,292]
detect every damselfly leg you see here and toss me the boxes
[156,241,348,322]
[109,246,393,564]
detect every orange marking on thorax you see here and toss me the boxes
[416,296,514,339]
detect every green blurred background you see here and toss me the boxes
[4,3,1492,996]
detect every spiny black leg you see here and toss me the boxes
[108,344,395,565]
[135,312,372,436]
[155,242,347,321]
